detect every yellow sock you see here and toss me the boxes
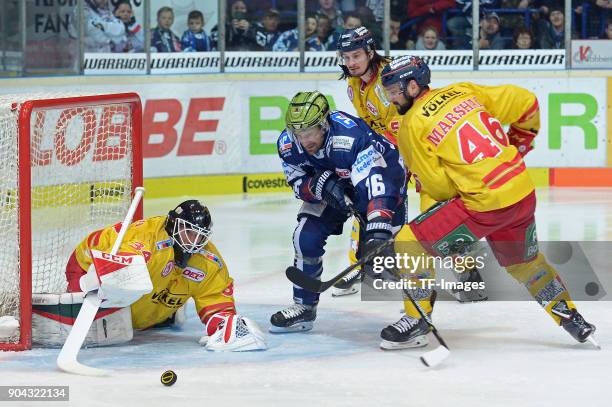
[506,253,576,325]
[395,225,436,319]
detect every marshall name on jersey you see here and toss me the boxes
[397,82,540,212]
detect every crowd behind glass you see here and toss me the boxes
[0,0,610,74]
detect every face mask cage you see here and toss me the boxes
[171,218,212,254]
[286,111,329,139]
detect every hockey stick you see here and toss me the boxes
[57,187,145,376]
[350,205,450,367]
[403,291,450,367]
[286,198,397,292]
[285,238,394,293]
[350,207,449,367]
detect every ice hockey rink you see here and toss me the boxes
[1,187,611,407]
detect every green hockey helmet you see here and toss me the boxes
[285,91,330,133]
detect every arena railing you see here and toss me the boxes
[0,0,608,76]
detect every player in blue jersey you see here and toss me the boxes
[269,91,408,340]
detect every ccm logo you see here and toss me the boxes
[101,253,134,264]
[182,268,206,282]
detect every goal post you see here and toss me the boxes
[0,93,143,351]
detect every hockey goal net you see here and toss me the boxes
[0,93,143,351]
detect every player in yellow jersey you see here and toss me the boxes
[331,26,399,297]
[56,200,266,351]
[370,55,597,350]
[335,27,486,302]
[337,26,399,144]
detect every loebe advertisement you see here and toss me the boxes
[0,75,608,178]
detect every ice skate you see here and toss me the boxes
[380,314,430,350]
[269,304,317,333]
[331,269,361,297]
[552,300,597,345]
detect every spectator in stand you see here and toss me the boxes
[390,17,404,49]
[587,0,612,38]
[84,0,125,53]
[211,0,249,49]
[407,0,456,39]
[355,5,383,44]
[447,0,500,49]
[112,0,143,53]
[479,11,506,49]
[316,0,344,34]
[513,26,535,48]
[500,0,534,38]
[536,6,566,48]
[603,19,612,39]
[229,0,248,15]
[273,13,324,51]
[343,12,362,29]
[533,0,563,18]
[391,0,408,21]
[415,26,447,50]
[324,12,363,51]
[365,0,384,22]
[151,6,181,52]
[255,9,282,50]
[316,14,336,49]
[226,11,259,51]
[181,10,213,52]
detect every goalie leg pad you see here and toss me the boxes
[203,314,267,352]
[32,293,133,347]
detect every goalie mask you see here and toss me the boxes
[165,200,213,260]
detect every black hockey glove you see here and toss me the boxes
[311,170,350,214]
[362,219,395,281]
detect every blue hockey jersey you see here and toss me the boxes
[278,111,407,217]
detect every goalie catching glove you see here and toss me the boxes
[199,312,267,351]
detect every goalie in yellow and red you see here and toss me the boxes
[32,200,267,352]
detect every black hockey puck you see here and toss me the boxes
[161,370,177,386]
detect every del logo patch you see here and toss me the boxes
[347,86,354,102]
[366,100,379,116]
[182,267,206,282]
[222,283,234,297]
[161,261,174,277]
[390,120,400,132]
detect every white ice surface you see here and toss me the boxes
[1,188,611,407]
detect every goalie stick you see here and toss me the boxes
[56,187,145,376]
